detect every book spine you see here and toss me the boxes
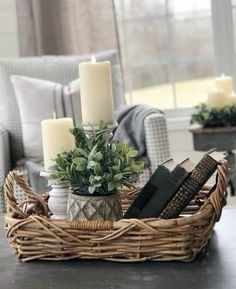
[138,165,191,218]
[123,166,171,218]
[161,155,219,219]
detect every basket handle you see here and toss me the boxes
[4,171,48,218]
[207,159,228,221]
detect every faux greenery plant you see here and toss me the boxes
[191,103,236,128]
[50,121,144,196]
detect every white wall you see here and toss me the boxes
[0,0,19,57]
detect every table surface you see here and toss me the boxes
[0,209,236,289]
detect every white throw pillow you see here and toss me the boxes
[11,75,80,164]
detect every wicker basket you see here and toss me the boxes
[4,160,228,262]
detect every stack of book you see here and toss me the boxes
[124,150,224,219]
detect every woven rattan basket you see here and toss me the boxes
[4,160,228,262]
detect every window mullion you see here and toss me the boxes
[211,0,236,89]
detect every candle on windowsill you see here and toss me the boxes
[215,74,232,96]
[207,74,234,108]
[41,117,75,171]
[207,89,225,108]
[231,92,236,105]
[79,55,114,125]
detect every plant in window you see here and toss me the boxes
[191,103,236,128]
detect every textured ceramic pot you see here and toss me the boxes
[67,190,123,221]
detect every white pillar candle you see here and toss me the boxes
[41,118,75,171]
[231,92,236,105]
[215,74,232,96]
[79,56,114,125]
[207,89,232,108]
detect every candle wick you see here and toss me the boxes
[53,112,57,119]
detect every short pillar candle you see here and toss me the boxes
[207,89,233,108]
[41,118,75,171]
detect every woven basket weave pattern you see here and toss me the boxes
[4,160,228,262]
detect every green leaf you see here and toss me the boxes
[73,157,87,171]
[94,176,102,181]
[73,157,87,165]
[94,151,102,161]
[123,144,129,153]
[111,143,116,152]
[94,163,102,175]
[123,166,131,172]
[88,186,96,194]
[106,174,113,182]
[135,160,145,166]
[108,182,116,191]
[55,155,66,169]
[87,160,97,169]
[99,120,107,130]
[114,173,123,181]
[76,148,88,158]
[89,175,95,184]
[88,145,97,160]
[130,164,142,173]
[128,149,138,158]
[48,164,58,172]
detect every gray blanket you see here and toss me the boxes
[113,104,163,163]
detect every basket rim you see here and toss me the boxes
[4,201,215,231]
[4,160,228,232]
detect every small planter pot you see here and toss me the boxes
[190,126,236,151]
[67,190,123,221]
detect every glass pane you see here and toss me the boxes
[125,84,175,110]
[121,20,168,66]
[169,0,211,15]
[175,77,214,108]
[115,0,214,109]
[114,0,167,21]
[232,7,236,47]
[173,18,214,60]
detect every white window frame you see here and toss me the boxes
[211,0,236,90]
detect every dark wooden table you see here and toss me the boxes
[1,210,236,289]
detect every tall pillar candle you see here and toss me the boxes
[41,118,75,171]
[79,56,114,125]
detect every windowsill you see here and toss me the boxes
[164,107,194,118]
[166,115,191,131]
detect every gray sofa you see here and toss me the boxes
[0,50,170,213]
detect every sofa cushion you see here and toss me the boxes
[11,75,80,164]
[0,50,123,164]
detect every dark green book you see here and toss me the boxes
[124,159,176,219]
[138,158,194,218]
[160,151,225,219]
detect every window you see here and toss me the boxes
[114,0,215,110]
